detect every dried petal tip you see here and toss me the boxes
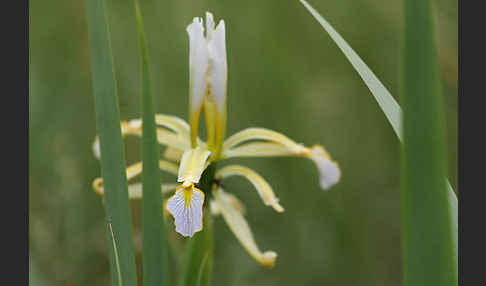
[310,145,341,190]
[260,251,278,268]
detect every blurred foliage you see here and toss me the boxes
[29,0,457,285]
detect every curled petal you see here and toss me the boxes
[221,128,340,190]
[166,186,205,237]
[222,142,294,158]
[155,114,191,138]
[222,127,306,154]
[178,147,212,184]
[92,116,192,160]
[210,192,245,216]
[215,165,284,212]
[213,188,277,267]
[124,183,179,199]
[92,160,179,196]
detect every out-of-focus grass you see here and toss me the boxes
[29,0,457,285]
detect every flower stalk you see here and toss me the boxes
[177,164,217,286]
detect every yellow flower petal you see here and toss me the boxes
[212,188,277,267]
[92,160,179,196]
[221,127,341,190]
[177,147,212,184]
[215,165,284,212]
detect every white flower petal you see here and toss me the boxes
[187,17,209,113]
[213,188,277,267]
[205,12,215,40]
[309,146,341,190]
[167,187,205,237]
[178,147,212,184]
[208,20,227,113]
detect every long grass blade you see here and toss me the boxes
[298,0,457,270]
[401,0,456,284]
[86,0,138,285]
[135,2,170,285]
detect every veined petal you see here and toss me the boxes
[92,160,179,195]
[212,188,277,267]
[177,147,212,184]
[166,186,205,237]
[215,165,284,212]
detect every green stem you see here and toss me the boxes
[177,163,216,286]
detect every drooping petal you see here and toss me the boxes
[210,191,245,215]
[166,186,205,237]
[177,147,212,184]
[212,188,277,267]
[155,114,191,138]
[92,115,192,160]
[187,17,209,146]
[215,165,284,212]
[221,128,340,190]
[222,142,294,158]
[222,127,306,154]
[308,145,341,190]
[92,160,179,195]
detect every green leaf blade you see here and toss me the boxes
[401,0,456,284]
[135,2,170,286]
[299,0,457,274]
[85,0,138,285]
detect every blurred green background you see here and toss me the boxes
[29,0,457,285]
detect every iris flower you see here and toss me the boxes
[92,12,340,268]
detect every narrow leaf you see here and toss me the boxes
[298,0,457,269]
[401,0,456,284]
[86,0,138,285]
[135,2,169,286]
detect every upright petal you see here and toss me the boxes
[167,186,205,237]
[212,188,277,267]
[187,17,209,146]
[215,165,284,212]
[208,20,227,115]
[178,147,212,184]
[208,20,227,157]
